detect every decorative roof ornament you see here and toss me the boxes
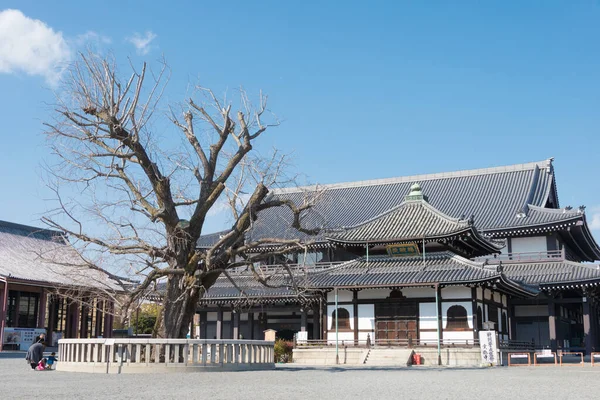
[516,205,528,219]
[578,205,586,214]
[405,183,428,202]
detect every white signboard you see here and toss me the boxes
[479,330,498,365]
[296,331,308,344]
[3,328,46,350]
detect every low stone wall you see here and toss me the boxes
[294,347,484,366]
[57,338,275,374]
[413,348,481,366]
[293,348,368,365]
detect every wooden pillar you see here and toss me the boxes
[471,287,478,341]
[482,288,487,322]
[37,289,47,329]
[80,301,89,338]
[46,296,56,346]
[509,303,517,341]
[108,302,114,337]
[300,309,307,332]
[94,301,103,338]
[233,311,240,340]
[103,301,113,338]
[353,291,359,345]
[320,296,326,340]
[548,298,557,352]
[312,305,320,341]
[248,312,255,340]
[216,308,223,339]
[0,280,8,352]
[583,298,593,355]
[199,311,208,339]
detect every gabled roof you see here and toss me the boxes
[0,220,123,291]
[198,158,600,262]
[498,259,600,289]
[224,159,561,244]
[326,199,471,244]
[325,197,502,257]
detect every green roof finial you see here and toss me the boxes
[405,183,428,202]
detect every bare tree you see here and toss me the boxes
[42,52,321,338]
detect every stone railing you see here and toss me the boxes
[57,338,275,374]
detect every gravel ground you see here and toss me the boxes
[1,357,599,399]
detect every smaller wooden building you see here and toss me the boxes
[0,221,119,350]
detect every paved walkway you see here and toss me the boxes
[0,358,599,399]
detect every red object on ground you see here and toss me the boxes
[413,353,421,365]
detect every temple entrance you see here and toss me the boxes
[375,301,417,344]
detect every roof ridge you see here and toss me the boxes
[0,220,64,241]
[527,204,583,216]
[271,159,554,194]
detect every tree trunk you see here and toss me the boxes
[162,274,201,338]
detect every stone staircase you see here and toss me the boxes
[363,348,413,366]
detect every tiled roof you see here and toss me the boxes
[0,221,123,291]
[199,252,538,302]
[306,252,506,288]
[203,273,298,299]
[210,159,560,246]
[500,260,600,287]
[197,230,229,249]
[326,200,471,243]
[487,205,584,232]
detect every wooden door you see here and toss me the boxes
[375,302,417,345]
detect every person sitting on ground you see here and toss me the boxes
[36,358,47,371]
[25,342,45,370]
[46,352,57,370]
[34,333,46,345]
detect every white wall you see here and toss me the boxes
[419,302,437,330]
[357,289,390,299]
[357,287,434,299]
[327,331,354,343]
[327,291,353,303]
[441,286,470,299]
[511,236,547,254]
[357,304,374,330]
[493,292,501,304]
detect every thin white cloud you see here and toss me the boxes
[589,206,600,231]
[126,31,157,55]
[74,31,112,47]
[0,9,72,85]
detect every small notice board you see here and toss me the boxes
[479,330,498,365]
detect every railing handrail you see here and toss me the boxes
[294,338,535,350]
[57,338,276,373]
[477,249,564,263]
[229,261,347,274]
[58,338,272,345]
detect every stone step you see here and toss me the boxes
[365,349,413,366]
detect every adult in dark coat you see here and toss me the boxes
[25,342,44,370]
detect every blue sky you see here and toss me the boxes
[1,1,599,237]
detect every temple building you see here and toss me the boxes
[194,159,600,356]
[0,221,120,351]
